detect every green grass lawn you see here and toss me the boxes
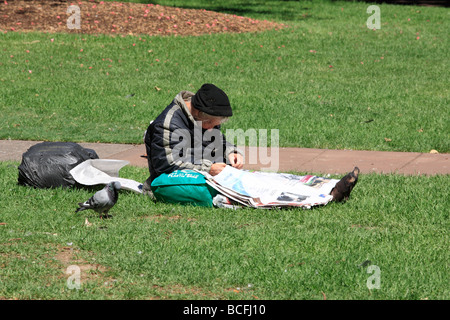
[0,161,448,300]
[1,0,448,152]
[0,0,449,301]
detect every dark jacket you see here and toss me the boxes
[144,91,241,182]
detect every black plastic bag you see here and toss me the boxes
[18,141,99,188]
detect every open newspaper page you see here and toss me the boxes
[199,166,339,209]
[70,159,143,193]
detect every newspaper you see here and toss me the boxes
[70,159,143,193]
[69,160,337,208]
[199,166,338,209]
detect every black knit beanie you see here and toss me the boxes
[191,83,232,117]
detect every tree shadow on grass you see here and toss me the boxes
[332,0,450,7]
[151,0,317,21]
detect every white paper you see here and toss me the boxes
[70,159,143,193]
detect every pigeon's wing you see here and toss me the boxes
[106,186,119,204]
[90,188,115,213]
[75,182,120,215]
[76,187,111,213]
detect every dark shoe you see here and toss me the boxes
[330,167,360,202]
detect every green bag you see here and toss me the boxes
[150,170,218,207]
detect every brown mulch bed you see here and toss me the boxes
[0,0,287,36]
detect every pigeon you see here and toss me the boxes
[75,181,121,218]
[330,167,360,202]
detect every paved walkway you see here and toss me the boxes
[0,140,448,175]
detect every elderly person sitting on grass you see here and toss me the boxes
[143,83,359,203]
[143,83,244,193]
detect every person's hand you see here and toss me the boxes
[209,163,227,176]
[228,153,244,169]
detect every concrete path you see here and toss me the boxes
[1,140,448,175]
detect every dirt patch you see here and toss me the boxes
[144,214,197,223]
[151,283,216,298]
[150,283,254,299]
[0,0,287,36]
[54,245,114,287]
